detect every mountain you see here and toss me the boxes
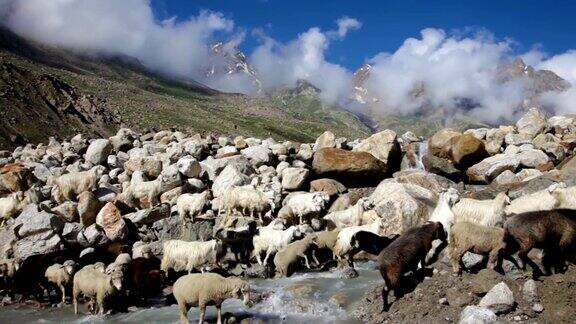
[349,58,572,137]
[0,28,370,148]
[206,41,262,93]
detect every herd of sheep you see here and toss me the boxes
[0,111,575,323]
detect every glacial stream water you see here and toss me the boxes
[0,262,381,323]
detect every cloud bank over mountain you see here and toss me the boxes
[1,0,575,121]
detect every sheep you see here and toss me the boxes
[173,273,250,324]
[106,253,132,275]
[333,219,385,265]
[44,260,77,304]
[426,187,460,263]
[273,235,317,277]
[283,191,330,224]
[449,222,508,275]
[323,198,374,229]
[310,229,340,264]
[72,265,124,315]
[219,186,274,221]
[504,209,576,276]
[550,184,576,210]
[125,171,164,208]
[215,222,258,263]
[452,191,510,227]
[252,225,302,265]
[0,191,25,226]
[53,165,106,203]
[160,239,225,274]
[377,221,446,311]
[128,257,162,303]
[350,231,399,256]
[177,190,212,224]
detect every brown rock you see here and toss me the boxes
[450,134,488,169]
[0,163,35,193]
[428,128,462,159]
[310,178,347,196]
[95,202,127,241]
[312,148,388,187]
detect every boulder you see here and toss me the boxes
[466,154,520,183]
[312,148,388,187]
[428,128,462,159]
[463,128,488,140]
[216,146,238,158]
[125,156,162,178]
[450,134,488,169]
[281,167,309,190]
[310,178,347,197]
[422,154,461,182]
[15,204,64,238]
[125,203,171,225]
[13,231,65,260]
[313,131,336,151]
[95,203,128,241]
[459,306,497,324]
[296,144,314,161]
[0,163,35,192]
[478,282,515,314]
[516,149,550,168]
[77,224,110,247]
[353,130,401,169]
[51,201,79,222]
[241,145,272,167]
[393,170,456,193]
[517,107,547,138]
[160,185,188,205]
[522,279,539,303]
[85,139,112,165]
[369,180,435,235]
[176,157,201,178]
[200,155,253,181]
[540,142,565,162]
[233,136,248,149]
[77,191,103,227]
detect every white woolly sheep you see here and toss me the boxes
[452,191,510,227]
[219,185,274,221]
[0,191,25,226]
[449,222,507,275]
[426,188,460,263]
[173,273,250,324]
[333,219,385,264]
[125,171,164,208]
[105,253,132,275]
[73,265,123,315]
[53,165,106,203]
[283,191,330,224]
[160,239,225,274]
[550,184,576,210]
[323,198,374,229]
[505,183,560,215]
[252,225,302,265]
[44,260,77,304]
[177,190,212,223]
[273,235,317,277]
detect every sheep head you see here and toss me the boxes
[443,188,460,206]
[63,260,77,275]
[109,271,123,291]
[91,165,107,178]
[233,280,251,306]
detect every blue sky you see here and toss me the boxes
[151,0,576,69]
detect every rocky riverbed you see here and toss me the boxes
[0,106,575,323]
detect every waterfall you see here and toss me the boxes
[409,141,428,171]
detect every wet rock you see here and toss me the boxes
[309,178,347,196]
[281,167,309,190]
[15,204,64,238]
[126,203,170,225]
[313,131,336,151]
[85,139,112,165]
[478,282,515,314]
[459,305,497,324]
[244,264,273,279]
[95,202,128,241]
[334,265,358,279]
[312,148,388,187]
[353,130,401,169]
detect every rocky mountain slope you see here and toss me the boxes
[0,28,370,149]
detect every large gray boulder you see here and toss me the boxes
[313,131,336,151]
[241,145,272,167]
[125,203,171,225]
[176,156,201,178]
[353,130,401,168]
[85,139,112,165]
[516,107,547,138]
[466,154,520,183]
[13,231,65,260]
[459,306,498,324]
[478,282,515,314]
[281,167,309,190]
[15,204,64,238]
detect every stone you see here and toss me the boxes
[212,164,250,197]
[393,170,456,193]
[450,134,488,169]
[233,136,248,149]
[309,178,347,196]
[312,148,388,187]
[160,185,187,205]
[517,107,547,138]
[296,144,314,161]
[95,203,128,241]
[471,269,502,296]
[467,154,520,183]
[446,288,474,307]
[125,203,171,225]
[0,163,35,192]
[401,131,420,143]
[313,131,336,151]
[51,201,79,222]
[276,161,290,176]
[540,142,565,162]
[522,279,538,303]
[333,266,358,279]
[77,191,103,227]
[15,204,64,238]
[353,130,401,168]
[516,149,550,168]
[77,224,110,247]
[532,303,544,313]
[244,264,274,279]
[505,133,532,146]
[281,167,309,190]
[269,143,288,156]
[241,145,272,167]
[464,128,488,140]
[492,170,517,186]
[429,128,462,159]
[200,155,253,181]
[125,155,162,178]
[85,139,112,165]
[459,306,498,324]
[61,222,83,243]
[478,282,515,314]
[485,128,509,155]
[176,157,201,178]
[13,231,65,260]
[422,154,461,181]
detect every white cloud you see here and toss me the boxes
[328,17,362,39]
